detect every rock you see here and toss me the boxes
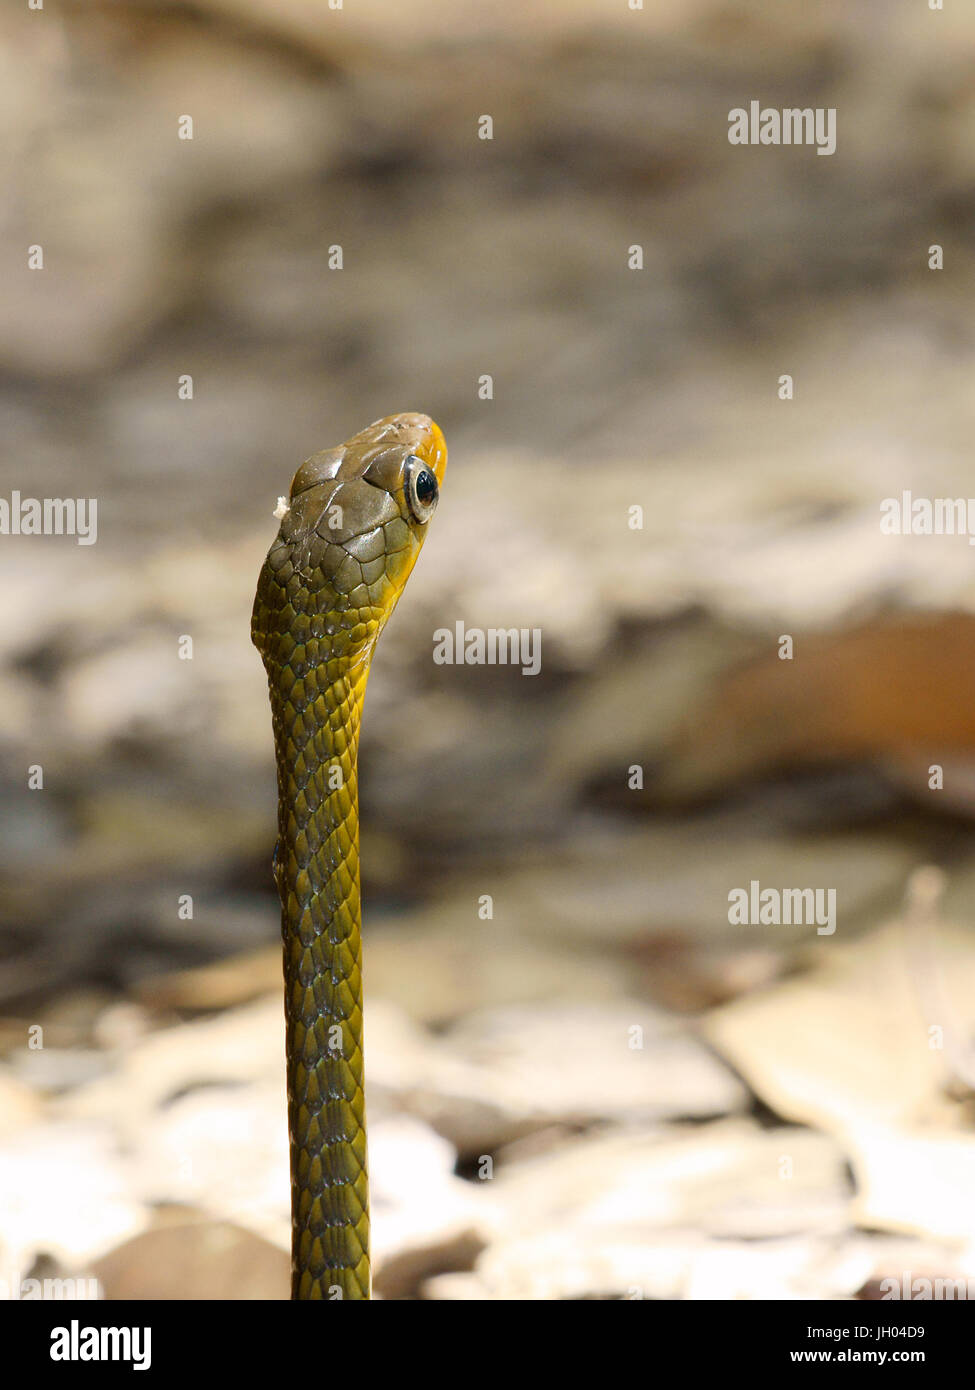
[369,1116,489,1295]
[0,1073,42,1139]
[705,902,975,1244]
[440,1000,747,1126]
[704,914,975,1136]
[92,1218,289,1300]
[12,1049,112,1094]
[500,825,916,948]
[0,1123,146,1270]
[427,1118,851,1299]
[364,916,628,1027]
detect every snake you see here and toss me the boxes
[251,413,447,1300]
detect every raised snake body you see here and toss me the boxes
[252,413,447,1299]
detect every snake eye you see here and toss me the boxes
[405,455,439,523]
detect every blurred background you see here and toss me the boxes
[2,0,975,1299]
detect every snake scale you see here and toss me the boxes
[252,413,447,1300]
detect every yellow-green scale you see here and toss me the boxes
[255,563,373,1301]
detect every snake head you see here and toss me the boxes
[252,413,447,671]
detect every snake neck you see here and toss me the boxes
[268,651,372,1301]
